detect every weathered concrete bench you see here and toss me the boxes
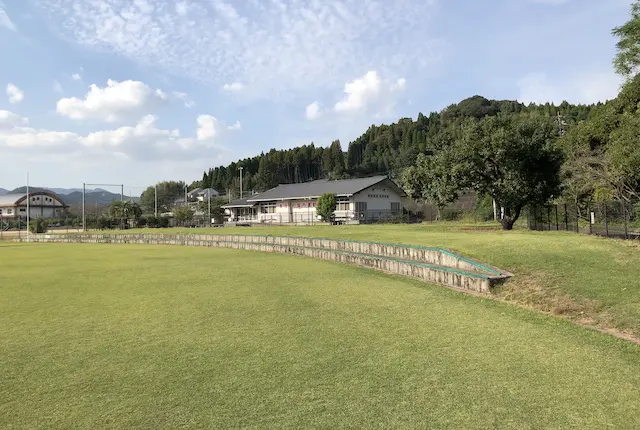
[18,233,512,293]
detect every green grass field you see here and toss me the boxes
[112,224,640,337]
[2,242,640,428]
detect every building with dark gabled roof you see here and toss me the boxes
[222,175,405,224]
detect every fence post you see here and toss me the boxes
[564,204,568,231]
[623,200,629,240]
[547,206,551,231]
[588,201,592,235]
[604,202,609,238]
[555,205,559,231]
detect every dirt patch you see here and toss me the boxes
[490,273,640,344]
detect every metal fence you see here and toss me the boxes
[528,200,640,240]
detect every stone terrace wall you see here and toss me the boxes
[21,234,510,293]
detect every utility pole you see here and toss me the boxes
[208,192,211,225]
[154,184,158,217]
[239,167,244,199]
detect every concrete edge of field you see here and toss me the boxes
[17,233,512,294]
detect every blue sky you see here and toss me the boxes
[0,0,633,190]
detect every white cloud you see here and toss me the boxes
[175,0,189,16]
[53,80,63,94]
[335,71,382,112]
[71,73,82,81]
[0,110,28,129]
[517,71,622,105]
[56,79,169,122]
[222,82,244,92]
[334,71,406,114]
[0,112,238,161]
[173,91,195,108]
[196,115,240,140]
[6,83,24,104]
[32,0,441,99]
[0,2,16,31]
[305,101,321,120]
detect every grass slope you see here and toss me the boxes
[1,243,640,428]
[113,224,640,337]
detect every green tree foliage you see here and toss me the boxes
[172,205,195,223]
[409,114,563,230]
[196,97,592,197]
[613,1,640,76]
[29,217,47,234]
[316,193,337,222]
[109,200,142,222]
[140,181,186,214]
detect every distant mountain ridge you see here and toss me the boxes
[4,186,139,205]
[0,188,7,196]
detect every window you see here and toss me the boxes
[355,202,367,213]
[337,198,350,211]
[391,202,401,214]
[260,203,276,214]
[7,209,12,214]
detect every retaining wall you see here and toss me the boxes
[20,234,511,293]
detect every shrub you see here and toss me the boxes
[316,193,337,222]
[29,217,48,234]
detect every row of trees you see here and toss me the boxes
[132,1,640,231]
[402,0,640,229]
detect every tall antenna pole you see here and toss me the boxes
[239,167,244,199]
[154,184,158,217]
[120,184,124,202]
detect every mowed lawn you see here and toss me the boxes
[129,224,640,336]
[2,243,640,428]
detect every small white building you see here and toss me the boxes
[222,175,405,224]
[0,191,69,220]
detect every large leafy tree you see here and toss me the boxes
[420,114,563,230]
[613,1,640,77]
[139,181,186,214]
[401,151,460,219]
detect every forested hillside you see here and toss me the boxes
[199,96,595,196]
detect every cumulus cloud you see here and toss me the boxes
[334,71,406,114]
[0,2,16,31]
[0,110,28,129]
[222,82,244,92]
[173,91,195,108]
[0,112,239,161]
[56,79,169,122]
[32,0,442,99]
[517,71,622,105]
[6,83,24,104]
[305,102,321,120]
[196,115,240,140]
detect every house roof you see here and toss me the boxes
[221,198,256,208]
[246,176,405,202]
[0,191,68,207]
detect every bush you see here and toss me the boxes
[29,217,48,234]
[441,210,463,221]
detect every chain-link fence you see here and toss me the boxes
[528,200,640,240]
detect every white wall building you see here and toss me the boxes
[222,176,405,225]
[0,192,69,219]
